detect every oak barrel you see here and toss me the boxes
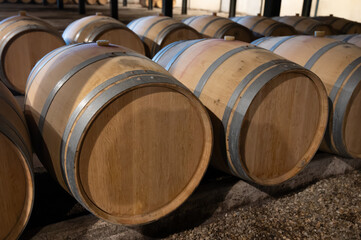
[0,12,65,94]
[62,13,145,55]
[24,41,213,225]
[253,35,361,158]
[127,16,202,57]
[153,39,328,185]
[231,16,297,37]
[97,0,107,5]
[182,15,253,42]
[273,16,333,35]
[315,16,361,34]
[328,34,361,48]
[0,82,34,240]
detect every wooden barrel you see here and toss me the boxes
[62,13,145,55]
[231,16,297,37]
[97,0,107,5]
[328,34,361,48]
[46,0,56,4]
[0,12,65,94]
[20,0,31,4]
[153,38,328,185]
[182,15,253,42]
[253,35,361,158]
[0,82,34,240]
[24,41,212,225]
[127,16,202,57]
[273,16,333,35]
[316,16,361,34]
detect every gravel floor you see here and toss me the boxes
[166,170,361,240]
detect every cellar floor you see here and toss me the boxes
[19,153,361,239]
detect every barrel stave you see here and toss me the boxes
[62,15,145,55]
[25,42,213,225]
[128,16,201,57]
[253,35,361,158]
[0,82,34,240]
[183,15,253,42]
[0,13,64,94]
[233,16,297,37]
[153,39,328,185]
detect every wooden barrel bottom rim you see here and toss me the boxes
[61,72,212,225]
[340,77,361,158]
[0,134,34,240]
[228,70,328,185]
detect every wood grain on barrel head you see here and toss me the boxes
[344,82,361,156]
[25,43,212,225]
[4,31,64,93]
[153,39,328,185]
[240,72,321,183]
[0,81,33,240]
[253,35,361,158]
[0,14,64,94]
[77,86,208,224]
[0,134,33,240]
